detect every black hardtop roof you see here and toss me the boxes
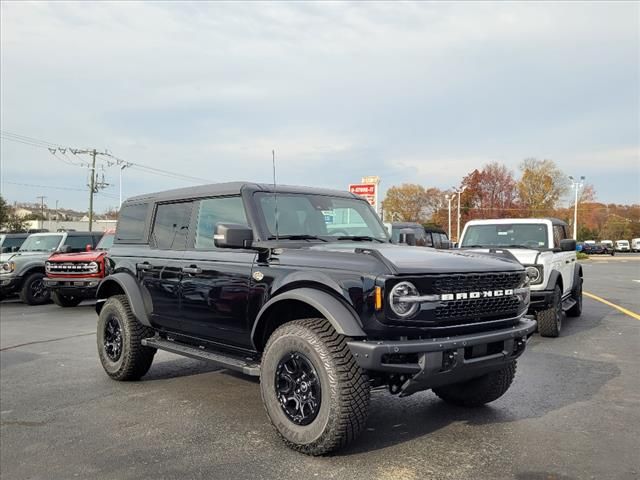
[124,182,361,204]
[1,232,29,238]
[470,217,568,227]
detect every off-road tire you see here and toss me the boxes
[52,291,83,308]
[19,272,50,305]
[566,278,582,317]
[260,318,370,456]
[433,361,517,407]
[97,295,156,381]
[536,284,563,337]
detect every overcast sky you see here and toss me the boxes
[1,1,638,212]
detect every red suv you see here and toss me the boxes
[44,231,114,307]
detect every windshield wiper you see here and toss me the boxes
[336,236,385,243]
[497,244,540,250]
[460,244,487,248]
[268,235,328,242]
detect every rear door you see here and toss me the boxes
[178,196,257,349]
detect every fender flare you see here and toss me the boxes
[572,264,583,294]
[251,287,366,348]
[95,272,151,327]
[546,270,562,291]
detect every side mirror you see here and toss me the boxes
[214,224,253,249]
[398,229,416,246]
[60,245,72,253]
[560,239,576,252]
[85,244,93,252]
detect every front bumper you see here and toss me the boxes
[347,316,536,396]
[43,277,100,298]
[529,289,555,312]
[0,275,21,295]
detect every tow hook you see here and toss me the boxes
[442,349,458,371]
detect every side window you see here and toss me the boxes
[152,202,193,250]
[116,203,149,242]
[194,197,248,249]
[424,232,434,247]
[552,225,566,247]
[65,235,93,252]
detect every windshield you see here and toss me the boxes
[96,234,115,250]
[19,235,63,252]
[255,192,388,242]
[461,224,548,249]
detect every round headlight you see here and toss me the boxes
[525,266,540,283]
[88,261,99,272]
[389,281,420,318]
[1,261,15,273]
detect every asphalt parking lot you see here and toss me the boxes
[1,256,639,480]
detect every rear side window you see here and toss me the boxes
[553,225,566,247]
[151,202,193,250]
[117,203,149,242]
[194,197,248,249]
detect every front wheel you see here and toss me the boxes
[536,284,563,337]
[260,318,371,455]
[433,361,517,407]
[97,295,156,381]
[19,272,50,305]
[52,291,83,308]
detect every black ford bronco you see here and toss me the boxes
[95,182,535,455]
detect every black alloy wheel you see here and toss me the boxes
[275,352,322,426]
[104,316,123,362]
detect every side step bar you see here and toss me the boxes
[142,337,261,376]
[561,297,577,312]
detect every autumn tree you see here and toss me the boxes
[460,162,518,220]
[0,195,28,232]
[382,184,444,223]
[517,158,569,216]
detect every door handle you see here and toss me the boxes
[136,262,152,271]
[182,266,202,275]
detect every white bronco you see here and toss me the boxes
[459,218,583,337]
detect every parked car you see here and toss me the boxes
[598,242,615,256]
[387,222,451,249]
[44,230,115,307]
[581,242,607,255]
[0,233,29,254]
[615,240,630,252]
[0,231,103,304]
[459,217,582,338]
[632,238,640,252]
[94,182,535,454]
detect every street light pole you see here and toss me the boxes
[569,175,585,240]
[454,186,467,243]
[119,164,128,208]
[445,194,453,239]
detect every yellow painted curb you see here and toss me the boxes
[584,291,640,321]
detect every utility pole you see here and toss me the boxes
[453,186,467,243]
[36,195,46,230]
[68,148,110,232]
[569,175,585,240]
[119,163,129,207]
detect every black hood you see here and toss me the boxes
[274,242,523,275]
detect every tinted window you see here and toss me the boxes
[194,197,248,249]
[117,203,149,242]
[65,235,94,252]
[152,202,193,250]
[552,225,566,247]
[2,237,25,249]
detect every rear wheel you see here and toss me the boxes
[536,284,563,337]
[52,291,83,308]
[260,318,370,455]
[433,361,517,407]
[19,272,50,305]
[97,295,156,381]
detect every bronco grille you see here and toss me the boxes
[46,262,97,275]
[435,296,521,323]
[432,272,525,294]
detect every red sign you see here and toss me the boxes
[349,183,376,206]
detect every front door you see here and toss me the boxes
[178,196,257,349]
[141,201,193,332]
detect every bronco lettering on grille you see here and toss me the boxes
[441,289,514,301]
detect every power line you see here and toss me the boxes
[4,181,88,192]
